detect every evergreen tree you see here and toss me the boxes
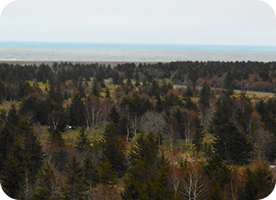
[98,158,117,185]
[213,119,254,165]
[69,93,85,127]
[105,88,111,98]
[241,164,274,200]
[192,116,204,152]
[1,139,26,199]
[17,119,45,184]
[199,82,211,109]
[83,156,99,188]
[75,127,91,153]
[32,163,58,200]
[184,84,193,97]
[0,126,14,171]
[92,79,100,97]
[62,156,86,200]
[122,132,172,199]
[48,128,65,147]
[101,123,127,178]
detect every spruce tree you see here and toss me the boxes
[32,163,58,200]
[75,127,91,153]
[101,123,127,178]
[122,132,172,199]
[1,139,26,199]
[62,156,86,200]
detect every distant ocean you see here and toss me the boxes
[0,41,276,62]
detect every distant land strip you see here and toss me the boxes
[0,60,158,67]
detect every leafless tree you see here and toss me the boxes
[169,166,184,199]
[139,111,165,145]
[48,110,63,130]
[84,97,112,130]
[181,164,208,200]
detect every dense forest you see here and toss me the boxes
[0,61,276,199]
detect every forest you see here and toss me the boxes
[0,61,276,199]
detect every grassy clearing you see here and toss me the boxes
[0,101,21,112]
[39,124,106,146]
[28,80,49,91]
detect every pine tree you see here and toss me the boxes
[62,156,86,200]
[83,156,99,188]
[101,123,127,178]
[122,132,172,199]
[75,127,91,153]
[105,88,111,98]
[69,92,85,127]
[213,119,254,165]
[17,119,44,184]
[98,158,117,185]
[241,164,274,200]
[32,163,58,200]
[48,128,65,147]
[1,139,26,199]
[199,82,211,109]
[192,116,204,153]
[0,126,14,171]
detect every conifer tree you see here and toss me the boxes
[122,132,172,199]
[62,156,86,200]
[0,126,14,171]
[1,139,26,199]
[213,119,254,165]
[32,163,58,200]
[101,123,127,178]
[98,158,117,185]
[241,164,274,200]
[192,116,204,153]
[69,92,85,127]
[48,128,65,147]
[105,88,111,98]
[83,156,99,188]
[75,127,91,153]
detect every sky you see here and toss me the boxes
[0,0,276,46]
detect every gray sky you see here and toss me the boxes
[0,0,276,46]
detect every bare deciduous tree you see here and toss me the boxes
[181,164,208,200]
[139,111,165,145]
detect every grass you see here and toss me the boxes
[0,100,21,112]
[39,123,106,146]
[27,80,49,92]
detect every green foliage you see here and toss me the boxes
[98,159,117,185]
[213,119,254,165]
[32,163,58,200]
[102,123,126,177]
[48,128,65,147]
[83,156,99,187]
[184,84,193,97]
[192,116,204,152]
[241,164,274,200]
[62,156,86,200]
[211,95,254,165]
[69,92,85,127]
[122,132,172,199]
[199,82,212,108]
[1,139,25,199]
[92,79,100,97]
[105,88,111,98]
[204,154,232,188]
[75,127,91,153]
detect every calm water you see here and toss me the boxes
[0,41,276,62]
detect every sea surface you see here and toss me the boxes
[0,41,276,62]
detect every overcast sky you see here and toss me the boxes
[0,0,276,46]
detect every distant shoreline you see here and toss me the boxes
[0,61,159,67]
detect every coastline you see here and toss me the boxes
[0,60,158,67]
